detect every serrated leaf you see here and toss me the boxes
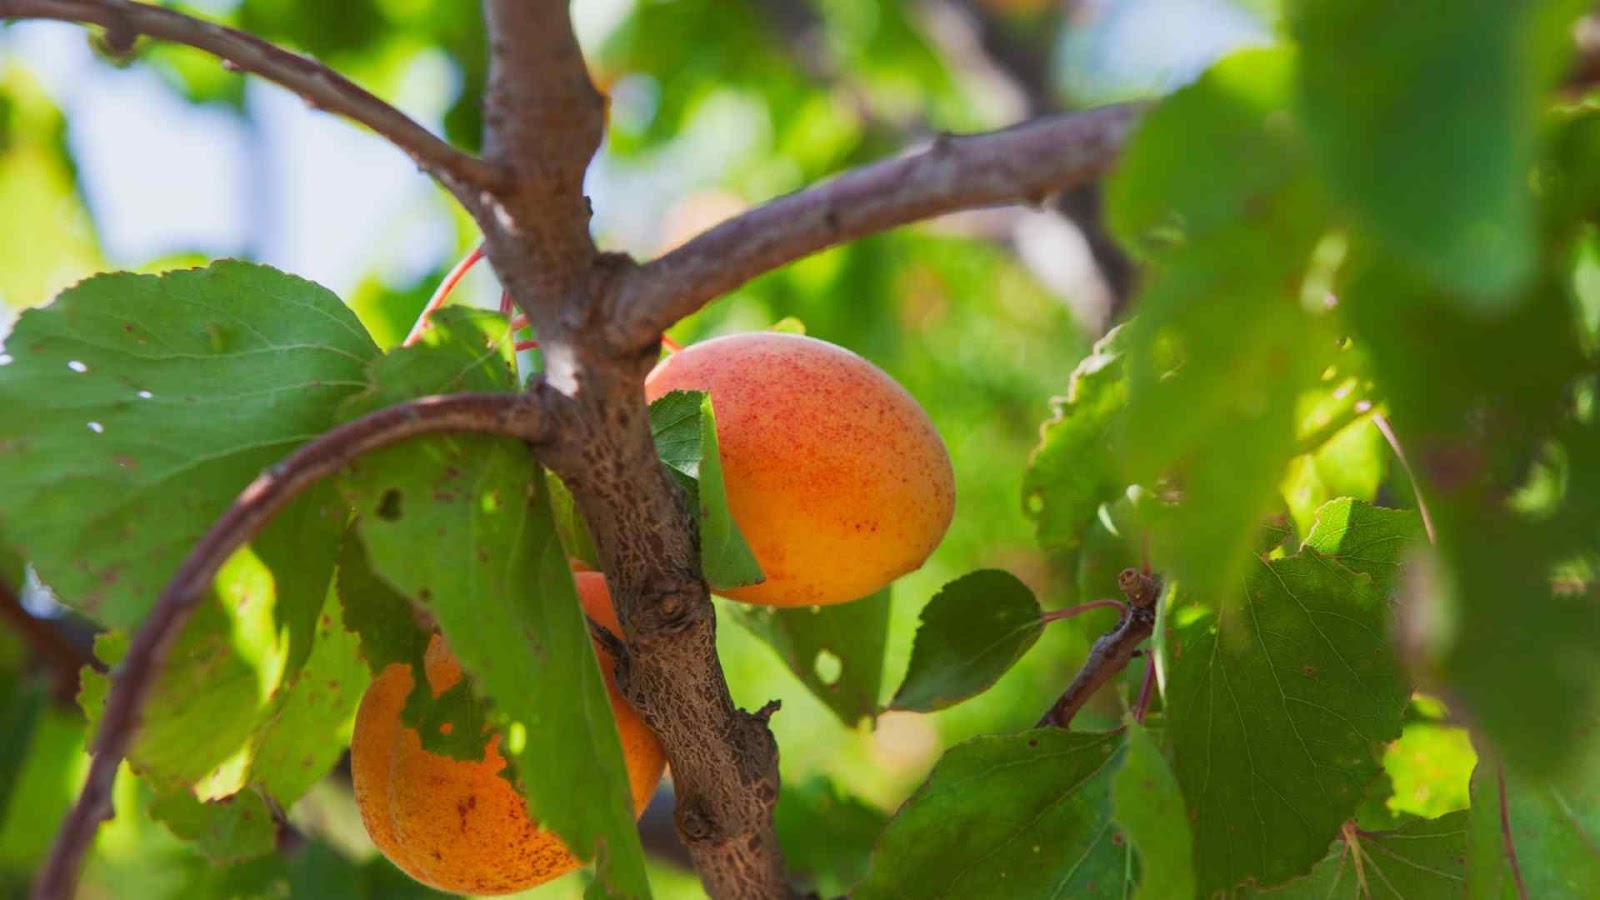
[147,783,277,864]
[647,390,764,590]
[0,262,376,629]
[1023,325,1129,551]
[1112,721,1194,900]
[889,570,1042,713]
[855,730,1130,899]
[730,587,890,726]
[337,310,651,898]
[1290,1,1580,303]
[1467,751,1600,899]
[1248,813,1469,898]
[1165,518,1410,894]
[1302,499,1424,593]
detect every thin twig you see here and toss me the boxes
[0,575,103,703]
[32,391,551,900]
[1038,568,1161,728]
[1132,655,1157,724]
[0,0,500,203]
[611,104,1142,349]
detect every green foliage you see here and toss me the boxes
[774,776,888,897]
[0,673,45,825]
[1467,748,1600,898]
[1111,722,1195,900]
[0,263,376,630]
[889,570,1043,713]
[855,730,1131,899]
[647,390,764,590]
[1163,500,1415,893]
[729,588,890,727]
[1249,813,1469,898]
[335,308,651,896]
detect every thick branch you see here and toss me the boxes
[541,361,793,899]
[32,392,550,900]
[1038,568,1160,728]
[475,0,604,339]
[0,0,500,204]
[611,103,1141,348]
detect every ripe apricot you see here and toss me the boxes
[645,332,955,607]
[350,572,665,895]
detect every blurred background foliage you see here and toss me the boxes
[4,0,1582,896]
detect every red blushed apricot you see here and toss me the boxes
[645,332,955,607]
[350,572,664,895]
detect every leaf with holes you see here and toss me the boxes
[1164,502,1411,894]
[0,262,376,630]
[729,586,890,726]
[337,309,651,898]
[647,390,763,590]
[1246,812,1468,898]
[855,729,1131,899]
[889,570,1042,713]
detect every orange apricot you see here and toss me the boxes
[645,332,955,607]
[350,572,665,895]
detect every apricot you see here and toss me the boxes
[645,332,955,607]
[350,572,665,895]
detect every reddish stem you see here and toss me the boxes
[403,244,485,347]
[1498,763,1530,900]
[514,340,541,352]
[1132,655,1156,723]
[1040,598,1128,624]
[661,334,683,354]
[1372,413,1437,544]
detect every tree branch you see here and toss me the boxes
[609,103,1141,349]
[1038,568,1160,729]
[473,0,605,338]
[32,391,550,900]
[0,0,501,205]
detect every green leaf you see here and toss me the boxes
[775,776,887,898]
[1164,513,1411,894]
[1107,47,1334,610]
[1112,721,1194,900]
[1290,1,1580,303]
[0,262,377,629]
[1382,722,1475,821]
[1023,324,1129,551]
[1248,812,1469,898]
[337,310,652,898]
[1467,752,1600,899]
[147,784,277,864]
[285,840,454,899]
[0,673,46,825]
[0,710,86,869]
[245,588,369,804]
[888,570,1042,713]
[647,390,764,590]
[729,587,890,727]
[336,533,431,678]
[855,730,1130,899]
[1336,241,1596,775]
[1301,499,1425,592]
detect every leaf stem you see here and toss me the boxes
[1040,598,1129,624]
[404,244,485,347]
[1372,413,1437,544]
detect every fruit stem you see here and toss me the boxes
[404,244,486,347]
